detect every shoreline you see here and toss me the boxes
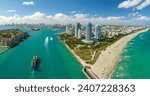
[58,37,92,79]
[59,28,149,79]
[0,46,9,55]
[58,37,87,68]
[91,28,149,79]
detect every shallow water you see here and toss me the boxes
[111,30,150,79]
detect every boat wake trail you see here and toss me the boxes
[44,37,49,47]
[44,36,56,78]
[30,71,35,79]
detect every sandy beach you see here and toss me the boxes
[90,28,149,79]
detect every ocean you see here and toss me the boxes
[111,29,150,79]
[0,26,86,79]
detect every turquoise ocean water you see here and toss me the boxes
[111,29,150,79]
[0,46,7,54]
[0,26,86,79]
[1,26,150,79]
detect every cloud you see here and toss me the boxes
[7,10,16,13]
[107,16,125,20]
[70,11,82,14]
[118,0,143,9]
[22,1,35,5]
[128,9,149,22]
[136,0,150,10]
[74,13,89,19]
[118,0,150,10]
[128,11,139,16]
[133,16,150,21]
[70,11,78,14]
[0,11,149,25]
[55,13,68,18]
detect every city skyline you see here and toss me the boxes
[0,0,150,25]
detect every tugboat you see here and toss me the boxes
[31,56,39,71]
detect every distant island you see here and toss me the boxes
[48,24,65,30]
[24,24,65,31]
[59,22,149,79]
[0,29,29,54]
[26,25,42,31]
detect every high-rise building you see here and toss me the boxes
[83,22,94,44]
[68,27,74,35]
[75,23,81,37]
[66,26,69,34]
[77,29,82,39]
[85,22,92,41]
[66,24,74,35]
[95,25,101,40]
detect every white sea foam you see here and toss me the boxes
[124,49,128,52]
[116,72,125,78]
[29,71,35,79]
[124,55,130,59]
[139,37,144,40]
[116,74,119,77]
[118,58,122,62]
[139,34,144,37]
[119,73,125,77]
[132,39,135,41]
[119,65,124,71]
[129,42,134,45]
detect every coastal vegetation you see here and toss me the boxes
[0,29,29,48]
[59,26,147,65]
[59,33,125,65]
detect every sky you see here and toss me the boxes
[0,0,150,25]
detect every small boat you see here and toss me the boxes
[31,56,39,71]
